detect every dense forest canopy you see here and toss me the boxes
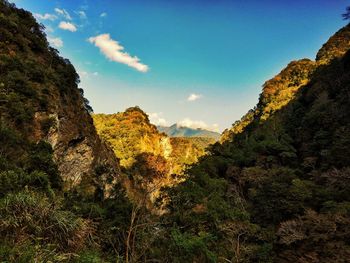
[0,0,350,262]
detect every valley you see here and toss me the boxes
[0,1,350,262]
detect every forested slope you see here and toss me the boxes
[0,1,131,261]
[149,24,350,262]
[93,107,209,211]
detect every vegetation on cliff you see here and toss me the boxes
[93,107,211,211]
[0,1,130,261]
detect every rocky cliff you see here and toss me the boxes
[93,107,209,211]
[0,0,120,196]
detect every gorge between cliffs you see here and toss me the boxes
[1,1,350,262]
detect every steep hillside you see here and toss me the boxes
[93,107,206,173]
[93,107,207,210]
[0,1,130,261]
[0,1,119,195]
[221,24,350,143]
[316,24,350,63]
[158,124,220,140]
[148,24,350,262]
[221,59,317,142]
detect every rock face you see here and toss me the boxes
[0,0,120,196]
[45,101,120,194]
[32,69,122,196]
[51,89,119,191]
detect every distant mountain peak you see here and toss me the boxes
[158,124,220,140]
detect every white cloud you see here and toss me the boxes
[88,34,149,73]
[178,118,219,132]
[100,12,107,17]
[34,13,57,21]
[93,72,99,76]
[59,21,77,32]
[187,93,202,102]
[76,10,87,19]
[55,8,72,20]
[148,112,168,126]
[47,37,63,48]
[156,118,167,126]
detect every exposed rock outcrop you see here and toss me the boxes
[0,0,120,197]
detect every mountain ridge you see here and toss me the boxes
[155,23,350,262]
[157,123,220,140]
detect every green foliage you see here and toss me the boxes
[73,250,107,263]
[0,190,95,261]
[169,228,217,263]
[0,169,53,197]
[0,2,130,262]
[149,24,350,262]
[27,141,62,189]
[0,241,73,263]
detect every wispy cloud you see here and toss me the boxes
[47,37,63,48]
[88,34,149,73]
[76,10,87,19]
[187,93,202,102]
[34,13,57,21]
[59,21,77,32]
[100,12,107,17]
[178,118,219,132]
[55,8,72,20]
[148,112,168,126]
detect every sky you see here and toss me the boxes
[10,0,349,132]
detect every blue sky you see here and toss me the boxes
[11,0,349,132]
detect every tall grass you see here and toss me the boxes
[0,190,96,262]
